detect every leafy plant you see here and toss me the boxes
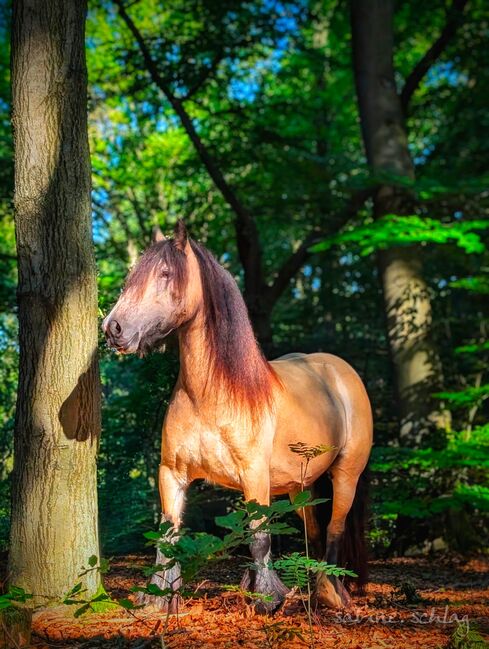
[273,553,356,590]
[262,620,306,648]
[288,442,337,648]
[62,555,119,617]
[139,491,326,598]
[0,586,32,611]
[446,623,489,649]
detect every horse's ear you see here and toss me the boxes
[173,219,189,252]
[152,225,166,243]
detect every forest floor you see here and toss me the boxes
[31,553,489,649]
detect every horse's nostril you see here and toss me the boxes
[109,319,122,337]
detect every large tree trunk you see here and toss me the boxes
[351,0,450,443]
[9,0,101,602]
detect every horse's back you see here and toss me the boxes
[269,352,372,494]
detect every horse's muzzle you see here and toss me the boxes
[102,316,140,354]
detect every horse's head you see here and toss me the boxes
[102,221,202,356]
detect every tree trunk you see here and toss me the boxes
[9,0,101,602]
[351,0,450,443]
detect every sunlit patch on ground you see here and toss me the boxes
[31,555,489,648]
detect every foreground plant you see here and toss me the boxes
[0,585,33,649]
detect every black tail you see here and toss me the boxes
[317,468,369,593]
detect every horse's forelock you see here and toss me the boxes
[123,239,188,298]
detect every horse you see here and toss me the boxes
[103,220,373,612]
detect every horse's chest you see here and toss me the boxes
[185,426,243,489]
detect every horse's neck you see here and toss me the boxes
[177,311,214,403]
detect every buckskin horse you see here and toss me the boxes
[103,221,373,612]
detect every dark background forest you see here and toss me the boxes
[0,0,488,567]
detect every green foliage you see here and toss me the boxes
[450,276,489,294]
[63,582,118,618]
[136,491,347,610]
[62,556,118,617]
[222,585,273,604]
[446,623,489,649]
[215,491,327,540]
[311,215,489,256]
[139,491,326,592]
[434,385,489,408]
[273,553,356,589]
[455,341,489,355]
[0,587,32,612]
[371,426,489,552]
[144,523,225,587]
[97,351,179,553]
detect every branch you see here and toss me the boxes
[127,187,152,242]
[92,200,133,263]
[113,0,265,298]
[400,0,469,113]
[181,47,225,101]
[267,188,372,306]
[0,252,17,262]
[267,231,321,305]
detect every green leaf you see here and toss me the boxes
[292,490,313,507]
[73,603,91,618]
[215,510,246,530]
[117,598,141,610]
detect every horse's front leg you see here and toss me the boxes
[139,464,186,612]
[240,473,289,613]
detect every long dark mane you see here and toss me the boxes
[189,240,281,413]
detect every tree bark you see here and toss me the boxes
[351,0,450,442]
[9,0,101,602]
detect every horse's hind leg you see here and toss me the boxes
[315,463,360,608]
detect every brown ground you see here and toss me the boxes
[32,554,489,648]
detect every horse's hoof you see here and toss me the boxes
[314,576,351,609]
[242,568,289,614]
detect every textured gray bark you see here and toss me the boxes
[351,0,450,442]
[9,0,101,601]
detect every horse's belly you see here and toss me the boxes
[268,355,346,494]
[269,425,340,495]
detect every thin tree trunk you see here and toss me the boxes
[351,0,450,442]
[9,0,101,602]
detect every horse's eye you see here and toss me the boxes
[160,270,171,279]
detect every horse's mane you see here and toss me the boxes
[190,240,280,414]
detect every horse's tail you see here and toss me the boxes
[319,467,369,593]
